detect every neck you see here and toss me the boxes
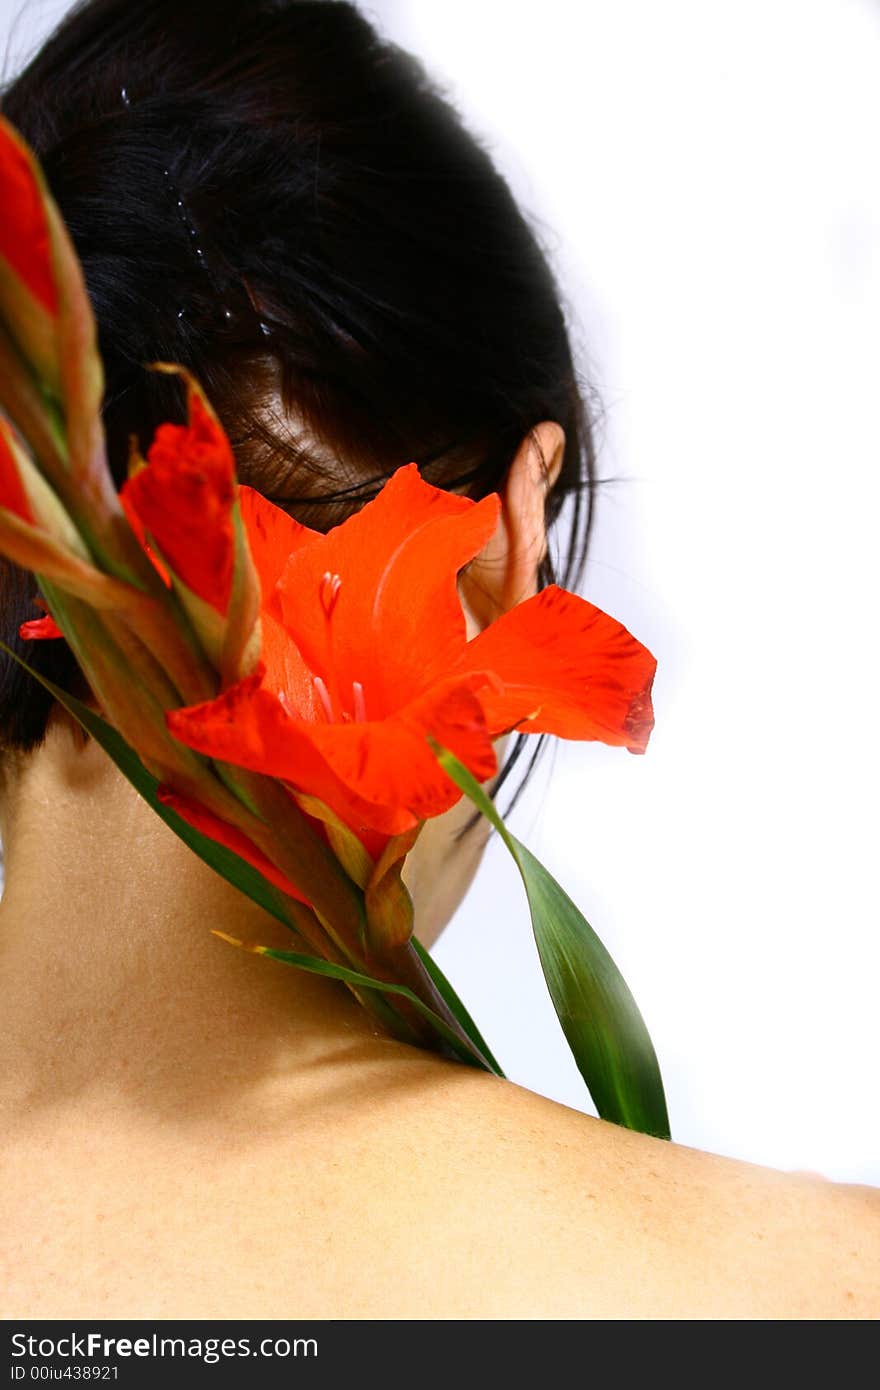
[0,711,394,1119]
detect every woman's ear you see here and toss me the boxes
[459,421,565,636]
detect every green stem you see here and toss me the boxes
[39,581,203,775]
[233,772,369,955]
[379,938,498,1069]
[0,325,68,478]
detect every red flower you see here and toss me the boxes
[119,389,235,612]
[0,119,57,316]
[166,465,656,837]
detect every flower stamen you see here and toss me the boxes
[318,571,344,719]
[319,571,342,618]
[352,680,367,723]
[313,675,334,723]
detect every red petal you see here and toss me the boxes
[119,488,172,586]
[238,490,325,713]
[19,613,63,640]
[299,677,498,828]
[119,391,236,612]
[165,670,335,792]
[0,418,33,523]
[166,670,277,769]
[167,676,408,835]
[456,585,657,753]
[238,485,320,598]
[156,785,310,904]
[275,464,500,716]
[258,608,323,719]
[0,121,57,315]
[166,670,497,835]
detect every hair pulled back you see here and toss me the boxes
[0,0,599,805]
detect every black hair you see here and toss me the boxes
[0,0,600,809]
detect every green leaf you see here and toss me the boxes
[0,636,294,929]
[254,944,491,1071]
[412,936,504,1077]
[432,742,671,1139]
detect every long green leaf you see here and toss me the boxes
[432,742,671,1139]
[256,945,489,1070]
[412,936,504,1077]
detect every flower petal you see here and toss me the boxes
[456,585,656,753]
[166,670,288,774]
[156,785,310,904]
[166,669,497,836]
[0,119,57,315]
[19,613,63,640]
[119,389,235,612]
[238,484,320,597]
[119,487,171,587]
[166,673,412,835]
[299,677,498,828]
[275,464,500,716]
[258,608,323,720]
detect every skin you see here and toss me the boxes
[0,422,877,1319]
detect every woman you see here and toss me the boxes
[0,0,877,1318]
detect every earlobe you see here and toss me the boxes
[459,421,565,635]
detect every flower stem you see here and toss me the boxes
[378,939,498,1070]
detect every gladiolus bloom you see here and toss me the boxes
[166,465,656,837]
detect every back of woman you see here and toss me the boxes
[0,0,877,1322]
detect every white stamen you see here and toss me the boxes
[352,680,367,723]
[319,571,342,618]
[312,675,334,722]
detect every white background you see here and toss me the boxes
[3,0,878,1183]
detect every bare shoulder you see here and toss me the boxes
[197,1046,877,1319]
[309,1052,879,1319]
[459,1069,879,1318]
[3,1047,877,1320]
